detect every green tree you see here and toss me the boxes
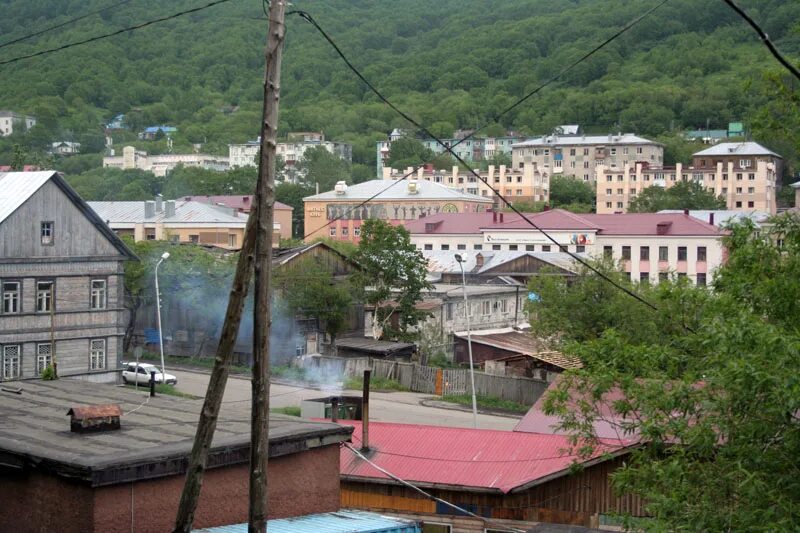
[628,180,726,212]
[296,146,351,191]
[386,137,434,170]
[549,175,595,210]
[352,219,432,341]
[530,215,800,530]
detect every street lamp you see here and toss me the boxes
[154,251,170,381]
[454,253,478,428]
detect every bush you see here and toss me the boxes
[41,364,57,381]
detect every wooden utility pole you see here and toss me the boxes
[173,2,286,531]
[249,0,285,530]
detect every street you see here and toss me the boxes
[173,369,521,430]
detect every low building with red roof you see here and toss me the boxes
[335,419,644,530]
[183,194,294,239]
[405,209,725,285]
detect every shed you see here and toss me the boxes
[334,337,415,360]
[193,510,420,532]
[66,404,121,433]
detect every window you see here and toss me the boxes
[354,227,361,237]
[748,173,755,180]
[747,187,755,194]
[341,227,349,237]
[697,273,707,287]
[473,244,482,250]
[525,244,535,251]
[189,234,199,243]
[640,272,649,283]
[748,201,754,208]
[2,345,20,379]
[492,244,501,250]
[576,245,585,253]
[723,173,728,181]
[2,281,20,314]
[424,244,433,250]
[736,201,742,208]
[605,202,612,208]
[446,303,453,321]
[678,246,687,261]
[440,244,450,251]
[506,244,517,251]
[659,246,668,261]
[616,188,623,195]
[621,246,631,260]
[640,246,650,260]
[146,229,157,240]
[606,188,612,195]
[228,234,237,247]
[736,173,743,180]
[482,301,491,315]
[697,246,707,262]
[617,202,623,208]
[603,245,613,258]
[329,227,336,237]
[541,245,551,252]
[610,148,617,155]
[583,148,589,155]
[40,221,54,245]
[422,524,451,533]
[89,279,107,310]
[569,148,576,156]
[736,187,743,194]
[36,343,52,375]
[90,339,106,370]
[36,281,53,312]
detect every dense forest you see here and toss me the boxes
[0,0,798,191]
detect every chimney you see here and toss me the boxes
[656,221,672,235]
[155,194,163,212]
[683,208,689,215]
[475,253,484,268]
[165,200,176,218]
[709,212,715,226]
[330,397,339,423]
[242,196,250,203]
[144,201,155,219]
[493,211,497,223]
[361,370,370,451]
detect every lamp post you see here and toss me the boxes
[454,253,478,428]
[154,251,170,381]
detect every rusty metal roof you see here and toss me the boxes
[67,404,122,420]
[338,420,629,493]
[454,330,582,370]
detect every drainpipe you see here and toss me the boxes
[361,370,370,451]
[514,285,520,327]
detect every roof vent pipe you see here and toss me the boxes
[165,200,176,218]
[361,370,370,452]
[144,201,155,219]
[155,194,163,213]
[709,213,714,225]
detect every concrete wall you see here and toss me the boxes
[0,443,341,533]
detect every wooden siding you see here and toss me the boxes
[0,180,121,259]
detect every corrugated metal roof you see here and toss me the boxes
[194,510,420,533]
[453,331,582,370]
[304,179,493,203]
[423,251,579,275]
[182,195,292,212]
[88,200,246,224]
[338,420,627,493]
[658,209,771,228]
[0,171,57,224]
[692,141,780,158]
[513,133,659,148]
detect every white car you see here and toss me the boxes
[121,362,177,385]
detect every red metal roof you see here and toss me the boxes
[337,420,628,493]
[183,195,292,213]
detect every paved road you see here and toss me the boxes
[173,369,521,430]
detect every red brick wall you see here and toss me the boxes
[1,443,341,533]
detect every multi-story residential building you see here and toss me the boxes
[0,171,135,383]
[89,196,252,249]
[511,133,663,184]
[181,195,294,239]
[0,110,36,136]
[50,141,81,156]
[595,142,782,214]
[103,146,230,177]
[229,132,352,183]
[376,129,526,177]
[404,209,724,286]
[303,179,493,243]
[382,163,549,206]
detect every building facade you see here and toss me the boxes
[303,179,493,243]
[0,110,36,136]
[182,195,294,240]
[103,145,230,177]
[595,142,782,214]
[382,163,550,206]
[0,171,135,383]
[511,133,663,184]
[405,209,724,286]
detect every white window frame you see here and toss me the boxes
[2,345,21,379]
[90,339,106,370]
[482,300,491,315]
[41,221,54,245]
[422,522,452,533]
[36,343,52,375]
[91,279,107,310]
[36,280,53,313]
[2,281,20,314]
[329,227,336,237]
[353,227,361,237]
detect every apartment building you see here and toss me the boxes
[103,145,229,177]
[303,179,493,243]
[382,162,549,205]
[404,209,724,286]
[0,110,36,136]
[511,133,663,183]
[595,142,782,214]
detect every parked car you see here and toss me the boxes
[121,362,177,385]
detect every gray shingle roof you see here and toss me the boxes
[303,179,493,202]
[692,142,781,158]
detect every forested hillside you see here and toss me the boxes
[0,0,797,183]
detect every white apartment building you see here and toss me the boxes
[0,110,36,136]
[511,133,663,184]
[596,142,782,214]
[382,163,549,205]
[103,146,229,177]
[404,209,724,286]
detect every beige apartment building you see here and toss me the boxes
[511,133,663,183]
[596,142,782,214]
[382,163,549,206]
[103,146,229,177]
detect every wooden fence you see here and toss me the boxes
[297,356,548,406]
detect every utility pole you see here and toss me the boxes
[249,0,285,530]
[172,3,286,532]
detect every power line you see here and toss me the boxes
[293,3,671,315]
[0,0,237,67]
[721,0,800,82]
[0,0,136,50]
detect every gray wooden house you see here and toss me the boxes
[0,171,135,383]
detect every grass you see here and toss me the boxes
[440,394,530,413]
[271,406,301,417]
[124,383,201,399]
[272,365,308,382]
[344,376,408,392]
